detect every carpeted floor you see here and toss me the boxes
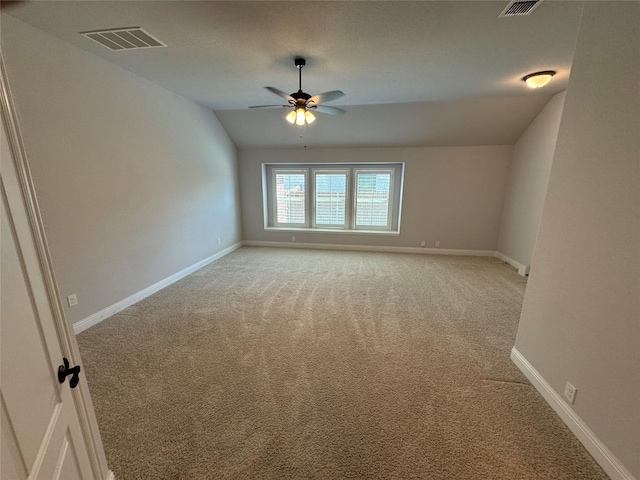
[77,247,608,479]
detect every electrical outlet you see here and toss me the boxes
[217,238,221,245]
[67,294,78,307]
[564,381,577,404]
[291,235,296,242]
[435,241,440,248]
[420,240,426,247]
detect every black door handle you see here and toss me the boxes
[58,357,81,388]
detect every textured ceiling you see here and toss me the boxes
[3,1,584,148]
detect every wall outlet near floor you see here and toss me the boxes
[67,294,78,308]
[291,235,296,242]
[564,381,577,404]
[420,240,426,247]
[217,237,221,245]
[435,241,440,248]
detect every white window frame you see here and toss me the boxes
[270,168,309,228]
[312,168,350,229]
[263,163,403,234]
[353,168,394,231]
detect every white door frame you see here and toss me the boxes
[0,52,112,480]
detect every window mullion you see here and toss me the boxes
[308,168,314,228]
[349,169,356,229]
[344,169,351,229]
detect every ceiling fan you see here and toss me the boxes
[249,58,345,125]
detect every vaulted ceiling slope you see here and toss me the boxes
[4,1,583,148]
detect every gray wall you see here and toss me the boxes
[1,15,242,324]
[239,146,512,250]
[498,91,565,267]
[515,2,639,477]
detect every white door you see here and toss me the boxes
[0,60,110,479]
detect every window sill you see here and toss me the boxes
[264,227,400,236]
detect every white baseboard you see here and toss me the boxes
[73,242,242,334]
[106,470,115,480]
[495,251,530,276]
[511,348,635,480]
[242,240,495,257]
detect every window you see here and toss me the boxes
[354,169,393,230]
[314,169,348,228]
[273,170,308,227]
[264,163,403,234]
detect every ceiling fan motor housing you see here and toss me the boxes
[292,91,311,104]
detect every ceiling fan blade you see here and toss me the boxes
[249,104,291,109]
[310,105,346,115]
[265,86,294,102]
[308,90,345,105]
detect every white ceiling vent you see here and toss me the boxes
[80,27,166,51]
[498,0,544,17]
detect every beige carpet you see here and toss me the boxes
[77,247,608,480]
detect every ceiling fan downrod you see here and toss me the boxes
[295,57,305,92]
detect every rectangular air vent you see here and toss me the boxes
[498,0,544,17]
[81,27,166,51]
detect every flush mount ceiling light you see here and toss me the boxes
[522,70,556,88]
[249,58,345,126]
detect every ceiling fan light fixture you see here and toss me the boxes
[295,108,306,126]
[305,110,316,124]
[286,108,315,125]
[286,110,297,124]
[523,70,556,88]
